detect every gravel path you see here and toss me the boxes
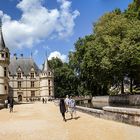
[0,102,140,140]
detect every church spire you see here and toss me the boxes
[0,18,6,50]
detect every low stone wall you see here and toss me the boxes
[0,94,7,110]
[92,95,140,109]
[76,106,104,118]
[103,106,140,126]
[92,96,109,109]
[0,103,4,109]
[76,106,140,126]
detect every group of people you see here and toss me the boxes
[42,97,48,104]
[59,95,76,122]
[5,97,14,113]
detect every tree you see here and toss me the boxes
[125,0,140,19]
[71,9,140,95]
[49,0,140,97]
[49,58,78,98]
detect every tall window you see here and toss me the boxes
[6,52,8,58]
[31,73,34,78]
[18,81,21,88]
[31,91,35,97]
[48,80,50,86]
[4,67,7,77]
[17,72,21,78]
[31,81,34,88]
[49,90,51,96]
[5,86,7,90]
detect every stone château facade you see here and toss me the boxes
[0,20,54,103]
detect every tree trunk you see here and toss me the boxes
[121,78,124,94]
[130,77,133,93]
[99,86,102,95]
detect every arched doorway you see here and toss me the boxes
[18,95,22,102]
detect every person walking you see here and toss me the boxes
[42,98,45,104]
[9,98,14,113]
[69,96,76,119]
[64,95,69,112]
[44,97,47,103]
[59,98,66,122]
[4,99,8,108]
[7,97,10,109]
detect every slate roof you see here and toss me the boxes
[0,20,6,50]
[9,57,41,76]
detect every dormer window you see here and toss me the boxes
[1,53,4,58]
[31,73,34,78]
[48,72,51,76]
[17,66,22,78]
[17,72,21,78]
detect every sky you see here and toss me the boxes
[0,0,133,69]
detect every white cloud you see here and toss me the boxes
[0,0,80,50]
[48,51,67,62]
[42,45,50,50]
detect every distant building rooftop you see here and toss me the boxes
[9,57,41,76]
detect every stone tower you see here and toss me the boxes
[40,59,54,98]
[0,19,10,103]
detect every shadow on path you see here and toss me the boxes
[66,116,80,121]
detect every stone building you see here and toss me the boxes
[0,20,54,103]
[0,20,10,103]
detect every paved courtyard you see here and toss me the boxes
[0,102,140,140]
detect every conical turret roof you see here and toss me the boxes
[42,59,51,72]
[0,19,6,50]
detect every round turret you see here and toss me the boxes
[0,19,10,103]
[40,59,54,98]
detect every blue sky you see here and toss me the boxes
[0,0,133,68]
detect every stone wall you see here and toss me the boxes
[76,106,104,118]
[76,105,140,126]
[92,95,140,109]
[103,106,140,126]
[92,96,109,109]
